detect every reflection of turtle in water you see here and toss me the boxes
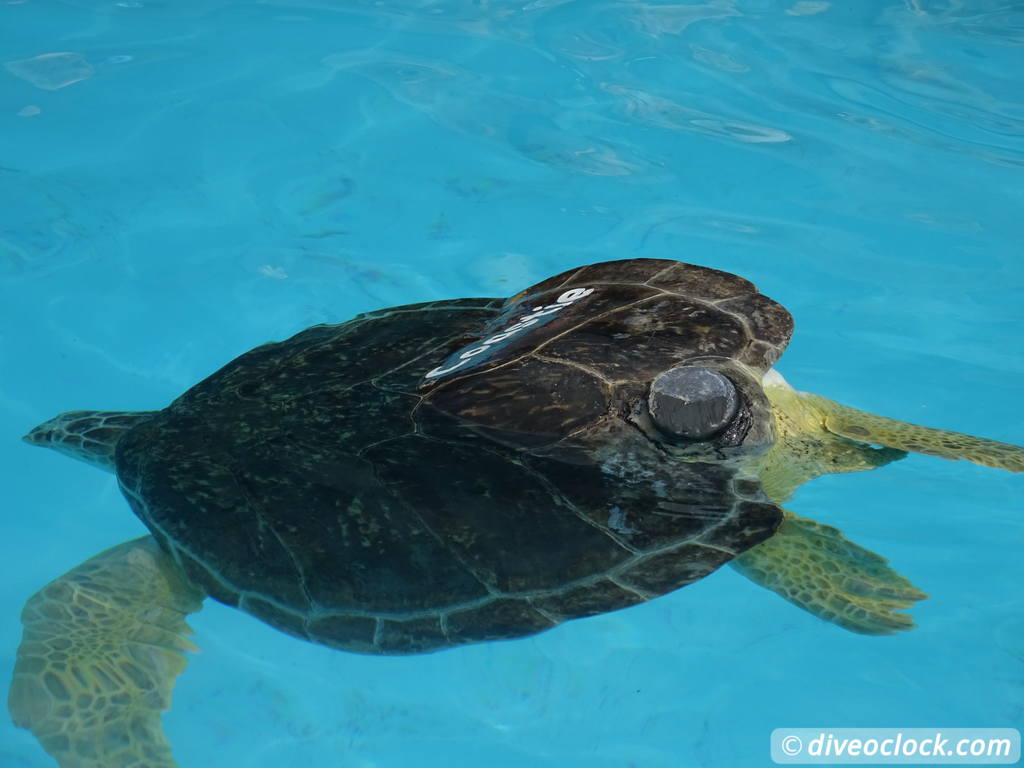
[12,259,1023,767]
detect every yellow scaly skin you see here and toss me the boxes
[734,369,1022,635]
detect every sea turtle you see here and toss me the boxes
[11,258,1023,768]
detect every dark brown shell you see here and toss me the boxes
[114,260,788,654]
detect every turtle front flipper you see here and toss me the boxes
[8,536,204,768]
[802,393,1024,473]
[731,512,928,635]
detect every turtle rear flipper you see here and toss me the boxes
[803,393,1024,473]
[731,513,928,635]
[8,536,204,768]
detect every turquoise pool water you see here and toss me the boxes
[2,1,1022,766]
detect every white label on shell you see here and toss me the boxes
[424,287,594,380]
[557,288,593,303]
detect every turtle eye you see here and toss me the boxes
[647,366,739,440]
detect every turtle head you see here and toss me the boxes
[638,359,775,460]
[23,409,154,473]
